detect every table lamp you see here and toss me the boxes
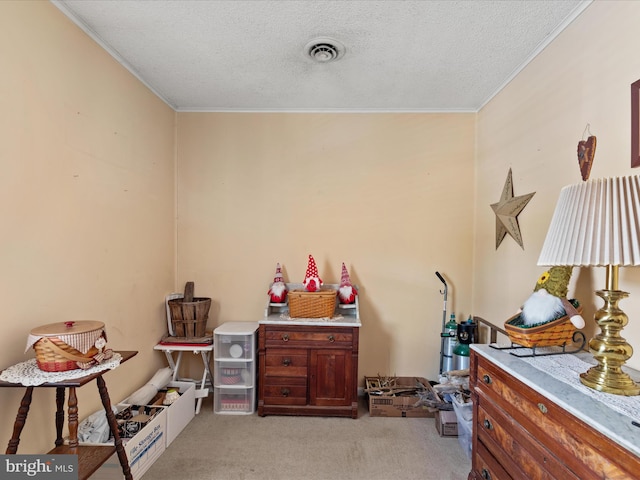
[538,175,640,395]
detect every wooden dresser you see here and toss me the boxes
[258,284,361,418]
[258,323,359,418]
[469,345,640,480]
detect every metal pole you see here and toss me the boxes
[435,271,447,375]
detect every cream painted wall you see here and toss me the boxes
[0,2,176,453]
[5,0,639,458]
[474,1,640,369]
[176,113,475,383]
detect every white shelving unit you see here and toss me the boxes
[213,322,259,414]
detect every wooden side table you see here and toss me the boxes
[1,351,138,480]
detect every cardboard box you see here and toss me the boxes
[365,376,440,418]
[163,381,196,446]
[435,410,458,436]
[79,404,167,480]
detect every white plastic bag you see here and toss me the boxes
[452,394,473,459]
[78,406,118,443]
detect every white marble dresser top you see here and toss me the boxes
[472,344,640,458]
[259,316,361,327]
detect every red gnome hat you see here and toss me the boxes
[268,263,288,303]
[338,262,357,304]
[303,254,322,292]
[273,263,284,283]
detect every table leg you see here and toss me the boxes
[97,375,133,480]
[162,351,179,381]
[196,351,214,414]
[6,386,33,454]
[172,351,183,381]
[201,351,214,390]
[67,387,78,449]
[55,387,65,447]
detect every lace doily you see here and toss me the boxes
[279,313,344,321]
[0,353,122,386]
[519,353,640,421]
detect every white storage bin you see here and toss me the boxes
[215,387,256,414]
[213,322,258,365]
[452,395,473,459]
[215,361,255,387]
[214,322,258,414]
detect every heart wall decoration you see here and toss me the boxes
[577,133,597,181]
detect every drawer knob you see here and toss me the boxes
[282,358,291,366]
[281,388,290,397]
[538,403,548,414]
[328,335,335,343]
[483,419,493,430]
[481,468,492,480]
[482,374,492,384]
[282,334,289,342]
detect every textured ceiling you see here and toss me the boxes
[53,0,591,112]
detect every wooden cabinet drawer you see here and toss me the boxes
[477,396,579,480]
[474,354,639,480]
[474,441,512,480]
[264,349,307,377]
[263,376,307,405]
[264,327,353,347]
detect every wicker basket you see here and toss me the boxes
[168,282,211,338]
[30,320,106,372]
[288,289,337,318]
[504,300,582,348]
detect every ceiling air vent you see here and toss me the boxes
[305,38,345,63]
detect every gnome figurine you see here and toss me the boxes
[268,263,288,303]
[519,266,585,329]
[338,263,357,304]
[303,255,323,292]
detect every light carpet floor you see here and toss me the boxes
[141,396,471,480]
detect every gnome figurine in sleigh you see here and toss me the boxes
[504,266,585,348]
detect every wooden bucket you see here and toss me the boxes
[168,282,211,338]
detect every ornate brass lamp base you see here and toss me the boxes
[579,288,640,396]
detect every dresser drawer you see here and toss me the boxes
[477,396,579,480]
[264,349,308,377]
[474,440,512,480]
[474,353,639,480]
[263,376,307,405]
[264,327,353,347]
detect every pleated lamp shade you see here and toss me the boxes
[538,175,640,267]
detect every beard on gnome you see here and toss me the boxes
[521,289,565,326]
[338,285,356,304]
[304,277,320,292]
[269,283,287,302]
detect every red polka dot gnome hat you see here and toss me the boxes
[303,254,323,292]
[268,262,288,303]
[338,262,357,304]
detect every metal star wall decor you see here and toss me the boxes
[490,169,535,250]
